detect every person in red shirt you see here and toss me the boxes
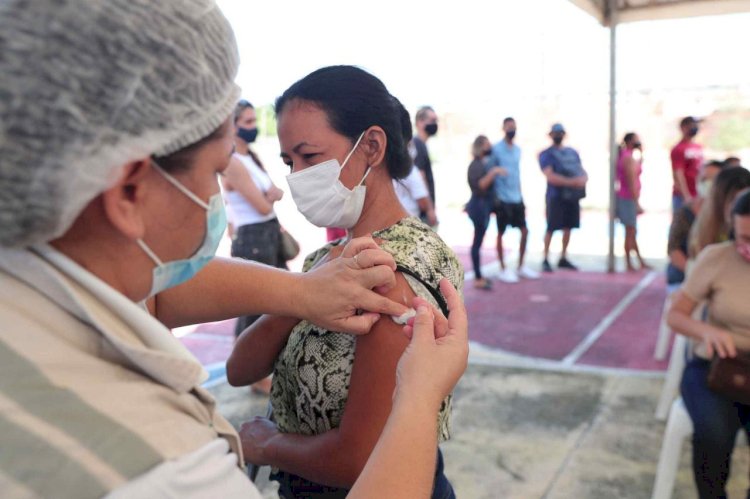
[670,116,704,214]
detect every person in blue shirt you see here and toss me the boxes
[538,123,588,272]
[488,117,540,283]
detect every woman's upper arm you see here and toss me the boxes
[335,272,414,467]
[224,158,273,214]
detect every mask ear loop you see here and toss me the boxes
[151,159,210,210]
[340,131,367,170]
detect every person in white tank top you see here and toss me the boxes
[221,101,285,345]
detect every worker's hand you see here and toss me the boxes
[702,325,737,359]
[395,279,468,411]
[299,236,409,335]
[239,417,279,466]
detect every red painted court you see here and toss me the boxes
[179,246,670,375]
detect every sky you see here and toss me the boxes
[217,0,750,112]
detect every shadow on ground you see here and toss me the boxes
[209,364,749,499]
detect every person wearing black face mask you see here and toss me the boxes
[221,100,286,349]
[670,116,704,214]
[487,117,539,283]
[466,135,507,289]
[413,106,439,223]
[538,123,588,273]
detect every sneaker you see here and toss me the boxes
[542,260,554,273]
[558,257,579,271]
[518,265,540,280]
[498,267,519,283]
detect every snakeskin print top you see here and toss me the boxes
[269,217,464,442]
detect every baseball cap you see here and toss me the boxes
[550,123,566,133]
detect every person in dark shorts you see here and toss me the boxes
[488,117,539,283]
[538,123,588,272]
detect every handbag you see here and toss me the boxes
[279,226,300,261]
[707,353,750,405]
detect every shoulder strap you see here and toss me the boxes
[396,264,449,317]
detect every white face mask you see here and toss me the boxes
[286,132,372,229]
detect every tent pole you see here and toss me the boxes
[607,0,618,273]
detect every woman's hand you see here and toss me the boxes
[396,279,468,410]
[239,417,280,466]
[265,185,284,203]
[702,325,737,359]
[491,166,508,177]
[298,236,409,335]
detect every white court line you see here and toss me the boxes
[561,271,658,366]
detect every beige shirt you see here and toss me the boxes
[682,241,750,357]
[0,246,258,498]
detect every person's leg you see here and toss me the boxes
[518,226,528,268]
[681,358,742,499]
[561,229,571,259]
[470,212,489,284]
[624,226,635,271]
[631,224,650,269]
[494,203,509,271]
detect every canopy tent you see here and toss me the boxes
[567,0,750,271]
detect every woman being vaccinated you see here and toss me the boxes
[227,66,462,499]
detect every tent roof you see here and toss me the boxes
[570,0,750,25]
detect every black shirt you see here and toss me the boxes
[412,136,435,203]
[467,158,489,198]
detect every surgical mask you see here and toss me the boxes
[237,126,258,143]
[286,132,370,229]
[688,126,699,137]
[552,134,564,146]
[506,130,516,140]
[483,149,492,157]
[137,162,227,297]
[424,123,438,136]
[738,242,750,263]
[697,179,713,198]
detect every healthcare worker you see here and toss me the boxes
[0,1,468,498]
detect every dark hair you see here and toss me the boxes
[233,99,265,170]
[275,65,412,180]
[617,132,637,156]
[415,106,435,123]
[503,117,515,125]
[234,100,254,122]
[472,135,489,159]
[733,189,750,217]
[705,159,726,171]
[690,166,750,255]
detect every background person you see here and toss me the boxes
[467,135,506,290]
[413,105,439,222]
[0,2,425,497]
[223,100,286,337]
[538,123,588,273]
[616,132,649,271]
[488,117,539,283]
[666,160,725,289]
[227,66,463,499]
[689,166,750,259]
[670,116,704,213]
[667,190,750,499]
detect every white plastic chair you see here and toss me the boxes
[654,294,674,361]
[651,397,693,499]
[655,334,688,421]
